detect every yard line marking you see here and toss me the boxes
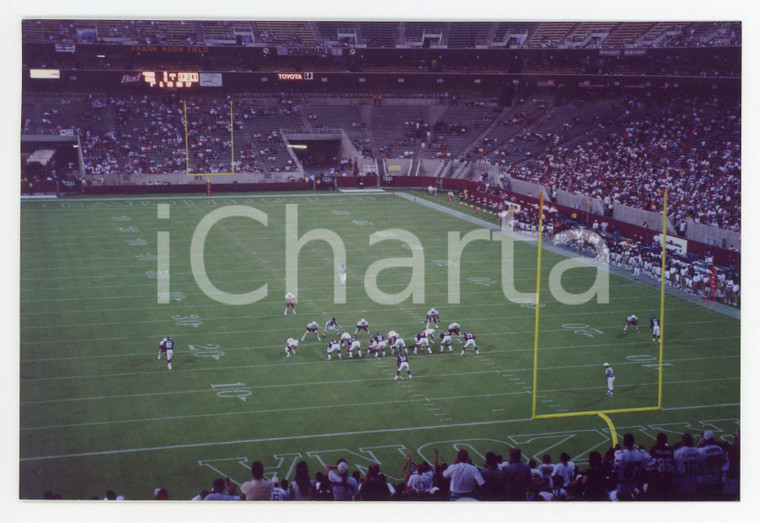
[19,314,738,346]
[20,352,740,385]
[21,375,738,425]
[662,402,740,412]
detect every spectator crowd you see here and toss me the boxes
[72,429,737,501]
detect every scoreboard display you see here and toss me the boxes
[141,71,200,88]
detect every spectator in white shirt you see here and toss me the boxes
[442,449,485,501]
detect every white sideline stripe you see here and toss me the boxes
[20,192,393,204]
[19,400,740,462]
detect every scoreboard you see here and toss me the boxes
[141,71,200,89]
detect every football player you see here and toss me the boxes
[426,308,439,328]
[367,336,378,358]
[632,256,643,281]
[158,335,174,370]
[461,330,479,356]
[422,326,435,339]
[326,339,342,360]
[285,337,299,358]
[387,330,400,345]
[439,331,452,352]
[624,314,639,333]
[603,362,615,396]
[414,332,432,354]
[394,351,412,380]
[390,334,408,355]
[301,321,321,342]
[448,322,462,342]
[374,332,387,358]
[354,318,370,336]
[339,331,353,347]
[650,316,660,343]
[323,317,339,336]
[284,292,296,315]
[347,337,362,358]
[338,264,347,287]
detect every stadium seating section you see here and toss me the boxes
[21,20,741,48]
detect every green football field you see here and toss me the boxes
[19,191,740,500]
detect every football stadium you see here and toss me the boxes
[18,13,742,506]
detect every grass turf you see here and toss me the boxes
[19,191,740,499]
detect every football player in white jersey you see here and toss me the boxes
[347,337,362,358]
[439,332,452,352]
[673,433,701,499]
[158,335,174,370]
[367,336,378,358]
[603,363,615,396]
[326,339,342,360]
[461,330,479,355]
[426,308,439,328]
[354,318,370,336]
[323,317,339,336]
[285,337,299,357]
[650,316,660,343]
[284,292,297,315]
[394,351,412,380]
[387,330,400,344]
[414,332,432,354]
[390,334,408,355]
[632,257,643,280]
[448,322,462,342]
[623,314,639,333]
[338,264,347,286]
[422,327,435,339]
[339,331,352,346]
[301,321,321,342]
[374,333,387,358]
[612,433,652,500]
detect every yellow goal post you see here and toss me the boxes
[529,189,669,444]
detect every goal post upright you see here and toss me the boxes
[530,191,667,445]
[531,190,545,419]
[658,189,668,408]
